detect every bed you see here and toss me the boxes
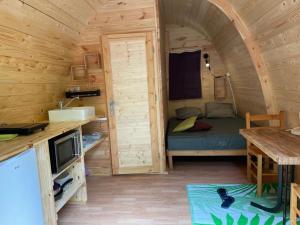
[167,117,247,169]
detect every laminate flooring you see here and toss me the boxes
[58,157,247,225]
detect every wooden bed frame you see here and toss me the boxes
[167,149,247,169]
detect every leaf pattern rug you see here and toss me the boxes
[186,184,288,225]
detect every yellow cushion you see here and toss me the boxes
[173,116,197,132]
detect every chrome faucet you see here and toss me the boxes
[58,96,80,109]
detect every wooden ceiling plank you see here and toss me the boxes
[19,0,85,32]
[48,0,95,25]
[97,0,154,12]
[208,0,277,114]
[0,0,79,48]
[0,25,73,56]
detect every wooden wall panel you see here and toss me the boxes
[75,0,167,174]
[79,1,158,46]
[162,0,300,127]
[67,42,110,176]
[162,0,268,118]
[246,1,300,127]
[20,0,86,32]
[166,25,232,118]
[0,0,87,123]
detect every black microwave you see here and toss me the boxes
[48,130,81,174]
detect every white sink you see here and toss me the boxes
[48,107,96,122]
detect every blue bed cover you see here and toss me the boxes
[167,117,246,150]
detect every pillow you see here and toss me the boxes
[173,116,197,132]
[206,102,235,118]
[176,107,202,120]
[189,120,212,132]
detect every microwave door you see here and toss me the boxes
[54,133,77,172]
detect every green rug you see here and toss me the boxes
[187,184,287,225]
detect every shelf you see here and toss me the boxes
[71,65,88,81]
[87,68,103,74]
[65,89,101,98]
[52,157,82,180]
[94,116,107,122]
[55,182,84,213]
[83,136,106,154]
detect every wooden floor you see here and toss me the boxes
[58,157,248,225]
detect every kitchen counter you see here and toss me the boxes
[0,118,98,162]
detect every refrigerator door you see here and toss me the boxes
[0,148,44,225]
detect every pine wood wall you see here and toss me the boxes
[166,25,232,118]
[162,0,300,127]
[230,0,300,127]
[0,0,166,176]
[2,0,300,176]
[0,0,95,123]
[75,0,166,175]
[162,0,268,119]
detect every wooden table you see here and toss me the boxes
[240,127,300,224]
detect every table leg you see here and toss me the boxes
[282,166,289,225]
[250,165,295,225]
[250,165,283,213]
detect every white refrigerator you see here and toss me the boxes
[0,148,44,225]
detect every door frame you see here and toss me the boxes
[102,32,160,174]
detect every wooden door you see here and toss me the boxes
[102,32,159,174]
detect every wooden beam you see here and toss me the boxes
[208,0,277,114]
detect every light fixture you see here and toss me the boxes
[203,53,211,70]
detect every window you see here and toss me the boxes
[169,50,202,100]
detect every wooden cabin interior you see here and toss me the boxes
[0,0,300,224]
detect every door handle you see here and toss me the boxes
[109,100,115,116]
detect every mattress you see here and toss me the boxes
[167,117,246,150]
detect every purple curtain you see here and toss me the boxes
[169,50,202,100]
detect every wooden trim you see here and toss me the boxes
[146,32,160,173]
[117,166,154,175]
[104,32,147,40]
[167,149,246,169]
[167,149,246,157]
[154,0,167,173]
[35,141,57,225]
[208,0,277,114]
[102,29,155,36]
[101,35,120,174]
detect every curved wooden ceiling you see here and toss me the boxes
[162,0,268,116]
[162,0,300,126]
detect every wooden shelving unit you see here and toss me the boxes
[81,118,111,176]
[54,157,86,213]
[55,182,85,213]
[71,65,88,81]
[71,52,103,82]
[83,135,106,154]
[52,157,82,180]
